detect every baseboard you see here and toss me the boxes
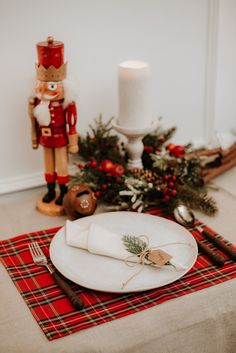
[0,172,45,195]
[0,164,78,195]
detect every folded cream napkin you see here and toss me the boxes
[65,220,188,270]
[66,220,131,260]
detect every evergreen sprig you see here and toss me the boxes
[79,115,124,164]
[142,126,176,148]
[122,235,147,255]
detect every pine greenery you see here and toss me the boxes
[78,115,124,164]
[122,235,147,255]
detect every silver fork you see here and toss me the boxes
[28,242,84,310]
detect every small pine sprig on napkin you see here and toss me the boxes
[122,235,173,267]
[122,235,147,256]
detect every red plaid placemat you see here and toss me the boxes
[0,210,235,341]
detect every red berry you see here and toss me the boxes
[171,189,177,196]
[89,160,97,168]
[168,181,174,188]
[95,191,101,198]
[101,184,107,190]
[164,195,170,201]
[171,175,177,181]
[164,174,169,180]
[144,146,154,153]
[78,163,84,169]
[162,187,168,195]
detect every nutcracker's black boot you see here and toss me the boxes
[42,182,56,203]
[55,184,68,206]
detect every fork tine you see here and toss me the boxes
[30,243,37,256]
[32,242,44,256]
[28,243,37,259]
[31,242,39,256]
[29,242,42,258]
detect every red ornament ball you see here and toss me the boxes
[100,160,114,172]
[112,164,125,177]
[170,145,185,158]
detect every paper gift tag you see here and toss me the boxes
[147,249,172,267]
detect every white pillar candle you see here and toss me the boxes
[118,61,152,129]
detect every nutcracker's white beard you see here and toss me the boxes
[34,101,51,126]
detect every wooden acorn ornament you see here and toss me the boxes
[63,184,97,219]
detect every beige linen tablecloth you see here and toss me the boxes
[0,169,236,353]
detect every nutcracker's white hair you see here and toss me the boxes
[63,78,78,107]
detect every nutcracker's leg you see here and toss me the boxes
[55,146,69,205]
[55,183,68,205]
[42,147,56,203]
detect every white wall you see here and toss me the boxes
[215,0,236,132]
[0,0,235,194]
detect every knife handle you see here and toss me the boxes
[52,271,84,310]
[196,240,226,266]
[202,230,236,261]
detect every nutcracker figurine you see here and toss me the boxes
[28,36,79,214]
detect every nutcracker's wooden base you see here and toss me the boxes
[36,195,65,217]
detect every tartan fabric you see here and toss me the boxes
[0,209,235,341]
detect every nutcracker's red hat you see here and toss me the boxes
[35,36,67,82]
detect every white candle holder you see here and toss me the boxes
[112,119,158,169]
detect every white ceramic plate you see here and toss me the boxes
[50,212,198,293]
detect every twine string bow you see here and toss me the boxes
[122,235,151,289]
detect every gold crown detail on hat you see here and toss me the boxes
[35,63,67,82]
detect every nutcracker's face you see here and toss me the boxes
[35,80,64,101]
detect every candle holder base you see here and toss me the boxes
[112,120,158,169]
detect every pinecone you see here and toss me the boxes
[130,168,158,183]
